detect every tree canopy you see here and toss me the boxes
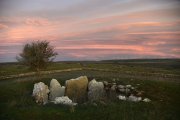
[17,41,58,71]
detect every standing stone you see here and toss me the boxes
[88,79,105,101]
[65,76,88,103]
[109,85,117,100]
[49,79,65,101]
[32,82,49,105]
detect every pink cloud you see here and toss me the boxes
[58,48,175,60]
[25,17,51,26]
[171,48,180,52]
[127,31,180,35]
[0,23,8,29]
[1,10,180,61]
[56,44,155,53]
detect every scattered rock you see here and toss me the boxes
[88,79,105,101]
[126,85,132,88]
[119,88,125,92]
[49,79,65,101]
[65,76,88,103]
[118,95,126,101]
[53,96,77,106]
[125,88,130,93]
[118,85,125,89]
[131,87,135,90]
[112,83,116,85]
[111,85,116,91]
[136,91,145,97]
[32,82,49,105]
[128,95,142,102]
[143,98,151,102]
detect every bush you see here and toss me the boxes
[17,40,58,71]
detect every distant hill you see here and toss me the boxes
[101,58,180,63]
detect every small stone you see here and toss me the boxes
[53,96,77,106]
[131,87,135,90]
[119,88,125,92]
[112,83,116,85]
[128,95,142,102]
[117,85,125,89]
[111,85,116,91]
[125,88,130,93]
[126,85,132,88]
[143,98,151,102]
[136,91,145,97]
[118,95,126,101]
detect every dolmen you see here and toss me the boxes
[32,76,151,105]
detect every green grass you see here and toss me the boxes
[0,59,180,120]
[0,62,82,76]
[1,59,180,77]
[0,64,30,76]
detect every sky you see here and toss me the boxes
[0,0,180,62]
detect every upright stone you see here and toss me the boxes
[109,85,117,100]
[32,82,49,105]
[88,79,105,101]
[49,79,65,101]
[65,76,88,103]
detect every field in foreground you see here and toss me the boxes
[0,59,180,120]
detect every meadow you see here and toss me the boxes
[0,59,180,120]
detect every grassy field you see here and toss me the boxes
[0,59,180,120]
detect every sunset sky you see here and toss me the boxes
[0,0,180,62]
